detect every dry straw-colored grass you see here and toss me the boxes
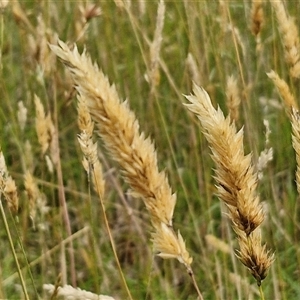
[225,75,241,122]
[271,1,300,78]
[43,283,115,300]
[184,84,274,286]
[291,108,300,194]
[0,151,19,214]
[49,39,200,295]
[3,1,300,299]
[267,70,298,112]
[77,95,105,196]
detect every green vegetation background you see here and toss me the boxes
[0,1,299,299]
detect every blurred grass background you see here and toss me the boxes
[0,1,300,299]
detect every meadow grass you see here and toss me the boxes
[1,1,300,299]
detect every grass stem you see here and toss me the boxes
[93,167,134,300]
[0,199,29,300]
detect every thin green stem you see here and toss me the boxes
[0,199,29,300]
[92,167,134,300]
[86,167,101,294]
[259,284,265,300]
[188,267,204,300]
[11,213,39,298]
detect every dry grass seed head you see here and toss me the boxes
[77,95,94,136]
[24,171,39,222]
[0,151,19,213]
[50,40,192,268]
[43,284,115,300]
[77,95,105,196]
[235,229,275,286]
[271,1,300,78]
[184,84,264,234]
[17,101,27,132]
[50,40,176,228]
[225,75,241,121]
[291,107,300,194]
[149,0,165,90]
[250,0,264,37]
[152,222,193,269]
[34,94,50,154]
[267,70,298,111]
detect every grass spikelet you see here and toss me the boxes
[225,75,241,121]
[185,84,264,235]
[0,151,19,213]
[34,94,51,155]
[267,70,298,111]
[149,0,165,92]
[152,222,192,267]
[34,94,59,166]
[235,229,275,287]
[77,95,105,196]
[271,1,300,78]
[24,171,39,225]
[184,84,274,286]
[17,101,27,132]
[50,40,200,296]
[250,0,264,38]
[291,107,300,194]
[50,40,176,228]
[257,120,273,180]
[43,284,115,300]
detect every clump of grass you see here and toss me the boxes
[2,1,300,299]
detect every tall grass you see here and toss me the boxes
[1,1,300,299]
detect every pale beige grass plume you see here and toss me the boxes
[77,95,105,196]
[250,0,264,53]
[250,0,264,38]
[184,84,274,286]
[34,94,52,156]
[148,0,165,93]
[43,284,115,300]
[267,70,298,111]
[24,171,39,224]
[0,151,19,213]
[291,108,300,194]
[271,0,300,78]
[49,40,204,297]
[225,75,241,122]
